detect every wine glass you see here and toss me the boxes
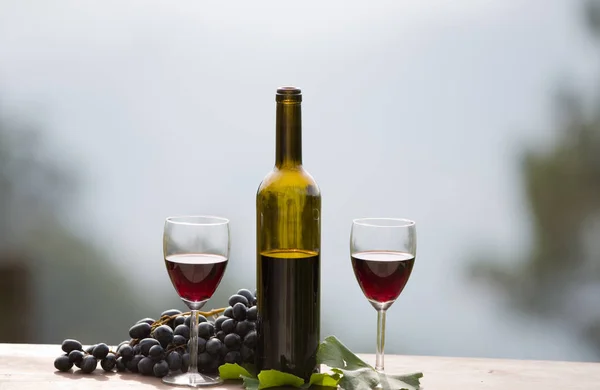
[163,215,230,387]
[350,218,416,372]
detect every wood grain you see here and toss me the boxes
[1,344,599,389]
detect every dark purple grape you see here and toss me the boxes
[149,345,165,362]
[184,314,208,328]
[85,345,96,354]
[139,338,160,356]
[161,309,182,318]
[101,353,116,371]
[235,320,253,338]
[126,355,143,373]
[197,314,208,323]
[167,351,182,371]
[247,306,257,321]
[153,325,174,348]
[181,353,190,373]
[216,331,225,342]
[138,357,155,376]
[68,350,84,366]
[241,346,254,363]
[237,289,255,305]
[116,357,127,372]
[221,319,236,334]
[224,351,241,364]
[198,352,211,368]
[198,322,215,339]
[244,330,257,348]
[229,294,250,307]
[174,324,190,339]
[153,360,169,377]
[129,322,152,339]
[224,333,241,351]
[188,337,207,353]
[232,302,247,321]
[205,338,222,356]
[214,316,227,331]
[117,344,133,361]
[61,339,82,354]
[223,307,234,318]
[117,340,130,350]
[54,355,72,372]
[92,343,109,359]
[173,335,187,346]
[136,318,155,326]
[80,355,97,374]
[174,316,186,327]
[133,344,141,355]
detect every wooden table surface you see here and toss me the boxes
[1,343,599,389]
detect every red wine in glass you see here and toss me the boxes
[165,253,228,304]
[351,250,415,306]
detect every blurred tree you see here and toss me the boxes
[469,0,600,357]
[0,103,153,345]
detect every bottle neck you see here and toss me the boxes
[275,101,302,167]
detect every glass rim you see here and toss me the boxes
[352,217,415,228]
[165,215,229,226]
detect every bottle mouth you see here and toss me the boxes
[276,86,302,102]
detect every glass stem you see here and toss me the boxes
[375,309,386,372]
[188,309,199,374]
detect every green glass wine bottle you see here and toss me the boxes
[255,86,321,380]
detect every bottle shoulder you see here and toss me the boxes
[257,166,320,197]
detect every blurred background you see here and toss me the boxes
[1,0,599,363]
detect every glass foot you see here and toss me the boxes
[162,371,224,387]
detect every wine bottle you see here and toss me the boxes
[256,86,321,380]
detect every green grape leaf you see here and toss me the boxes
[218,363,253,380]
[317,335,372,370]
[381,372,423,389]
[307,372,341,388]
[257,369,305,389]
[333,368,380,390]
[241,375,260,390]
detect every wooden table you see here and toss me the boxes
[1,344,599,389]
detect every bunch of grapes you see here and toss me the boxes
[53,288,257,378]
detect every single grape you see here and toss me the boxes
[221,319,236,334]
[237,289,255,304]
[54,355,72,372]
[126,355,143,373]
[198,314,208,323]
[224,333,241,351]
[173,335,187,346]
[153,325,174,347]
[117,340,130,350]
[92,343,109,359]
[198,352,211,368]
[247,306,258,321]
[139,338,160,356]
[235,320,253,338]
[214,316,227,331]
[149,345,165,362]
[117,344,133,361]
[101,353,117,372]
[188,337,207,353]
[129,322,152,339]
[174,324,190,339]
[198,322,215,339]
[85,345,96,354]
[216,331,225,342]
[116,357,127,372]
[205,338,222,356]
[224,351,241,364]
[153,360,169,377]
[223,307,234,318]
[68,350,84,366]
[138,357,155,376]
[232,302,247,321]
[80,355,98,374]
[241,346,254,363]
[184,314,206,328]
[166,351,182,371]
[181,353,190,373]
[61,339,82,354]
[174,315,186,327]
[160,309,182,318]
[229,294,250,307]
[244,330,257,348]
[136,318,155,326]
